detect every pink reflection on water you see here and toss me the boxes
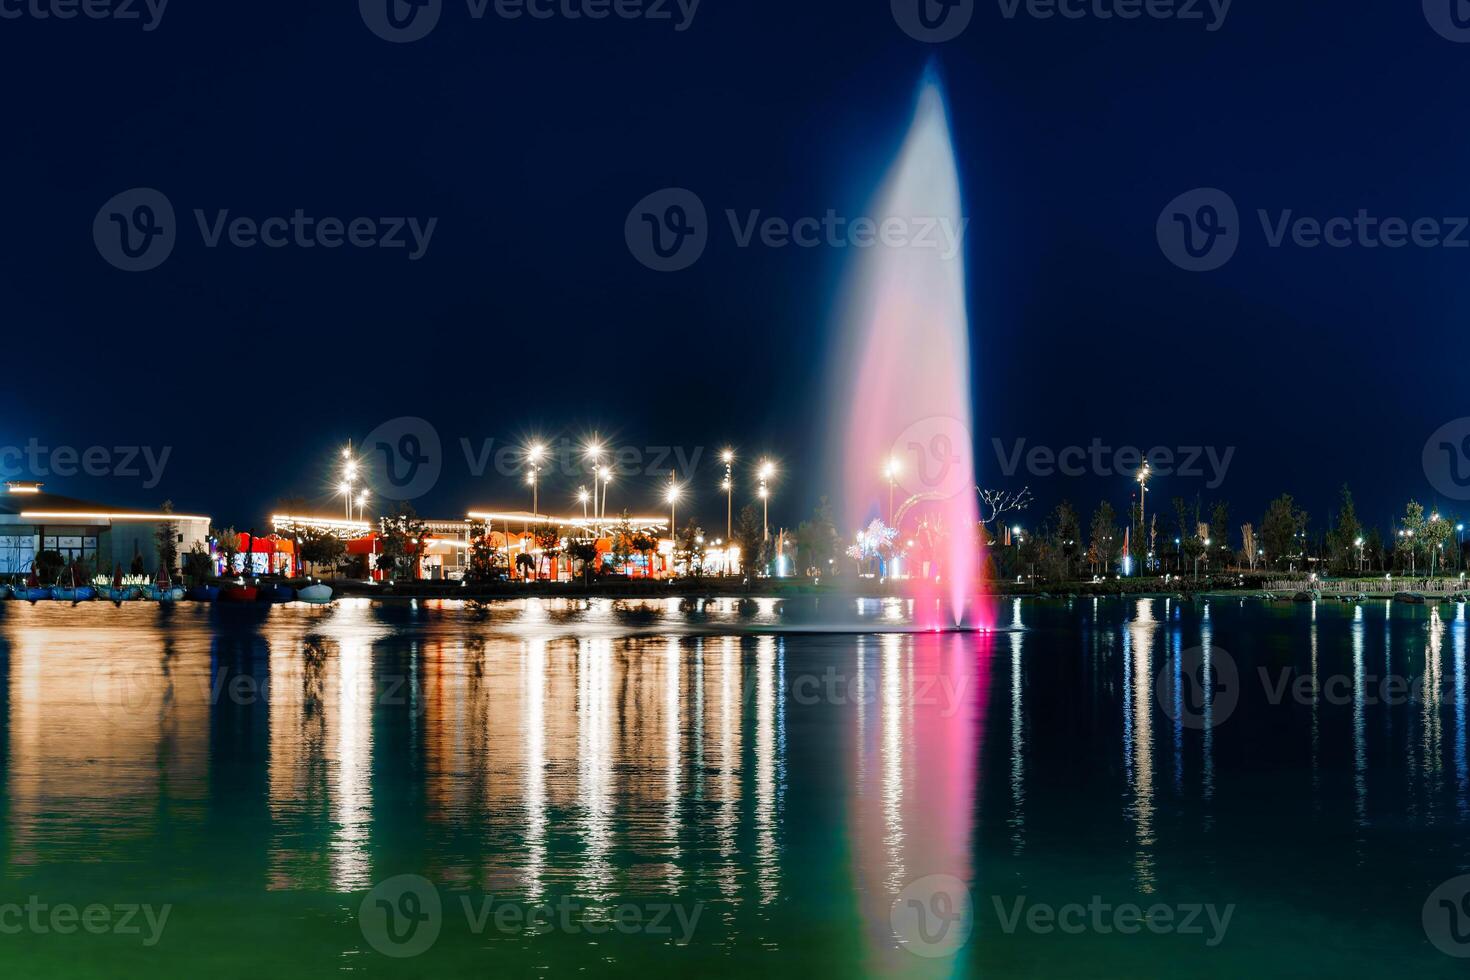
[835,69,989,630]
[849,631,990,975]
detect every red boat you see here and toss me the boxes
[218,584,259,603]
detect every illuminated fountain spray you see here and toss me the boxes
[835,66,986,628]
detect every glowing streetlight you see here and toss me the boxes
[1355,536,1364,573]
[526,441,546,518]
[1136,463,1151,570]
[722,448,735,547]
[758,459,776,540]
[357,490,370,523]
[584,441,606,523]
[598,467,612,520]
[884,456,901,526]
[578,486,591,521]
[666,474,683,551]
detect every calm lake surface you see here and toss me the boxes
[1,596,1467,977]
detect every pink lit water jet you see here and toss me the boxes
[833,68,989,629]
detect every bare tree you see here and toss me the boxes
[1241,523,1256,571]
[978,486,1034,534]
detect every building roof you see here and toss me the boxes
[0,483,208,522]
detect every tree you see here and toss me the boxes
[734,504,763,577]
[611,514,635,574]
[297,525,346,577]
[1261,494,1309,570]
[466,520,503,585]
[630,530,658,578]
[183,542,213,586]
[214,527,241,576]
[1326,484,1361,575]
[532,524,561,581]
[378,503,429,583]
[979,486,1033,536]
[1088,501,1118,575]
[678,520,705,580]
[1241,523,1257,571]
[1209,501,1231,570]
[566,540,599,584]
[795,498,840,577]
[154,500,179,578]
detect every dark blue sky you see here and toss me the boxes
[3,1,1468,536]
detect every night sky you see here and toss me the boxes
[3,2,1468,537]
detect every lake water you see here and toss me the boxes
[1,596,1467,977]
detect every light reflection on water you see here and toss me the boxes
[1,597,1469,976]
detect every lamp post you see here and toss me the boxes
[666,476,682,576]
[338,481,353,522]
[1459,523,1466,572]
[578,487,590,522]
[584,441,605,527]
[1136,463,1151,570]
[758,460,775,540]
[1431,512,1442,577]
[598,467,612,523]
[357,491,370,524]
[1355,536,1364,574]
[722,449,734,546]
[526,442,545,519]
[340,444,358,521]
[884,456,901,527]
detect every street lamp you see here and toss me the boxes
[758,459,776,540]
[357,490,370,523]
[598,467,612,521]
[1355,536,1364,574]
[338,481,353,521]
[584,441,605,524]
[884,456,901,526]
[1136,463,1151,569]
[722,449,735,546]
[526,441,546,518]
[578,487,590,522]
[666,475,683,573]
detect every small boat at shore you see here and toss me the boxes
[1394,591,1427,605]
[145,567,184,602]
[1292,589,1320,603]
[257,583,295,604]
[187,584,220,602]
[295,583,333,605]
[218,582,259,603]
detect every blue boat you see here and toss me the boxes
[187,585,221,602]
[258,583,295,603]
